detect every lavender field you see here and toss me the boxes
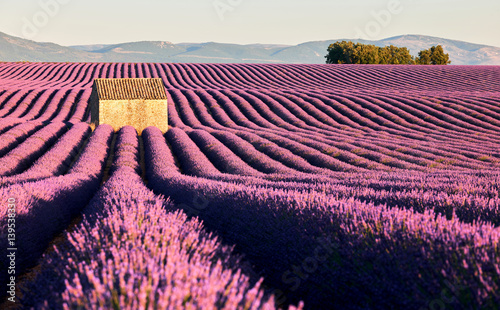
[0,62,499,309]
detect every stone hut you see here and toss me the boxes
[90,78,168,134]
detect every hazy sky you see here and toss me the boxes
[0,0,498,47]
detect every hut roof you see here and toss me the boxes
[92,78,167,100]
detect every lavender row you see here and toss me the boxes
[68,124,114,177]
[0,122,91,186]
[165,127,220,176]
[0,120,45,157]
[109,125,142,175]
[0,125,113,291]
[0,174,102,296]
[209,129,297,174]
[21,167,302,309]
[0,117,22,134]
[146,127,500,226]
[170,88,498,171]
[302,181,500,227]
[144,132,500,309]
[147,171,500,309]
[0,89,33,117]
[19,88,59,121]
[188,129,265,176]
[0,122,67,176]
[185,86,500,151]
[1,89,40,118]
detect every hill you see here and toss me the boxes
[0,31,499,64]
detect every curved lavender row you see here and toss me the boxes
[0,122,67,176]
[0,117,22,135]
[109,126,141,175]
[287,89,500,145]
[181,89,471,171]
[142,126,180,179]
[168,91,349,174]
[248,130,362,172]
[145,130,500,227]
[0,172,103,294]
[182,89,227,130]
[0,90,17,109]
[188,129,265,177]
[0,124,113,296]
[167,84,499,172]
[0,120,45,157]
[36,89,70,121]
[165,127,220,176]
[233,131,335,175]
[165,124,339,177]
[68,124,114,176]
[0,89,33,117]
[146,170,500,309]
[50,89,82,122]
[171,88,385,172]
[145,126,325,186]
[21,168,302,309]
[19,88,58,120]
[258,90,354,133]
[165,90,189,129]
[370,91,500,144]
[68,88,92,123]
[168,89,204,128]
[4,88,42,118]
[279,131,408,171]
[0,122,91,186]
[195,88,256,128]
[209,130,298,174]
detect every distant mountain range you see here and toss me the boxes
[1,32,499,65]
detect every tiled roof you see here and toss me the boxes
[93,78,167,100]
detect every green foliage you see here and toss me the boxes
[430,45,451,65]
[325,41,355,64]
[379,45,414,65]
[416,45,451,65]
[326,41,387,64]
[417,49,432,64]
[326,41,450,65]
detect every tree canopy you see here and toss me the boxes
[325,41,450,65]
[417,45,451,65]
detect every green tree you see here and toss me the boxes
[430,45,451,65]
[326,41,415,65]
[352,43,380,64]
[379,45,414,64]
[325,41,355,64]
[326,41,381,64]
[417,49,431,64]
[416,45,450,65]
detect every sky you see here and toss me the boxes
[0,0,499,47]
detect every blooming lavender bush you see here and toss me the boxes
[0,124,113,296]
[145,132,500,309]
[0,122,91,185]
[68,124,114,177]
[0,122,67,176]
[22,168,302,309]
[0,120,44,157]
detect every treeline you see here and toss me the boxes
[325,41,451,65]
